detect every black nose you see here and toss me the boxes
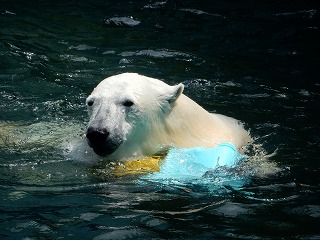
[86,127,109,149]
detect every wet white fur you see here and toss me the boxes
[86,73,251,161]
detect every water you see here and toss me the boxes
[1,0,319,239]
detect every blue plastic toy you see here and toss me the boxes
[143,142,245,181]
[180,142,243,168]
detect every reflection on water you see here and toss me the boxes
[1,0,319,239]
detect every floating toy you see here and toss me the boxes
[106,142,245,182]
[111,156,162,176]
[143,142,245,181]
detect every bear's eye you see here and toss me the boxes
[87,100,94,107]
[123,100,134,107]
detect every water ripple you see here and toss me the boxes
[119,49,192,59]
[104,17,141,27]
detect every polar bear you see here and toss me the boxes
[85,73,251,161]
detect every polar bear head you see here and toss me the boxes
[85,73,184,159]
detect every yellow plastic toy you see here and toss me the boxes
[93,155,164,178]
[113,156,163,176]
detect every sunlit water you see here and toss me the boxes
[1,1,319,239]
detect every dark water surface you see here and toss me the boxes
[1,1,320,239]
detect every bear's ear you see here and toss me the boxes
[167,83,184,105]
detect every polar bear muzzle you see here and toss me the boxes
[86,126,119,156]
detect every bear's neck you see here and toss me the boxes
[143,94,221,154]
[166,94,217,147]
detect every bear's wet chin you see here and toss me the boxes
[91,144,118,157]
[86,139,119,157]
